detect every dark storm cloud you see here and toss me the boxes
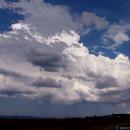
[95,76,118,89]
[0,89,33,96]
[32,77,62,88]
[28,49,67,72]
[0,68,24,78]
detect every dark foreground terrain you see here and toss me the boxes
[0,114,130,130]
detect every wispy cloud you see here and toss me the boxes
[102,23,130,51]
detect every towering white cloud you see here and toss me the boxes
[0,22,130,104]
[0,0,130,106]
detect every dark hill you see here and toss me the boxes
[0,114,130,130]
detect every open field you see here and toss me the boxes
[0,114,130,130]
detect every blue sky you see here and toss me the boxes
[44,0,130,58]
[45,0,130,21]
[0,0,130,117]
[1,0,130,57]
[55,0,130,58]
[0,8,24,32]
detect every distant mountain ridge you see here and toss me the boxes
[0,113,129,119]
[0,115,41,119]
[0,114,129,130]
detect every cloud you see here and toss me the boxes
[0,67,24,78]
[81,12,108,30]
[78,12,109,35]
[0,21,130,105]
[0,0,75,36]
[113,32,129,44]
[0,89,33,97]
[102,23,130,50]
[94,76,118,89]
[0,74,36,97]
[28,48,67,72]
[0,0,7,8]
[0,0,109,36]
[0,0,130,106]
[32,77,62,88]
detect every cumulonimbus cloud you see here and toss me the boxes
[0,21,130,104]
[0,0,130,105]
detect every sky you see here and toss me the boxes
[0,0,130,117]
